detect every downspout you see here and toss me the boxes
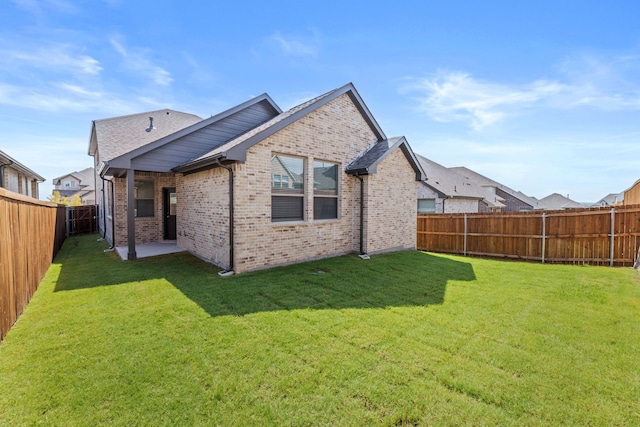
[99,176,106,239]
[215,159,234,276]
[354,173,369,259]
[110,178,115,249]
[100,176,116,252]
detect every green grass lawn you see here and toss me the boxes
[1,234,639,426]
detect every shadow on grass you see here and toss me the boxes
[54,234,476,316]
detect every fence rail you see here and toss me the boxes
[0,188,66,341]
[417,205,640,266]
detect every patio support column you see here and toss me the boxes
[126,169,137,260]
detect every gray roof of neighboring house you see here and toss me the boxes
[53,167,94,188]
[89,109,203,161]
[536,193,583,210]
[0,149,45,181]
[416,155,504,208]
[450,166,538,208]
[592,192,624,207]
[174,83,388,173]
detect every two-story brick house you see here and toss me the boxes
[89,83,424,274]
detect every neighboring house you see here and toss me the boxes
[535,193,583,210]
[0,149,44,198]
[450,167,538,212]
[592,192,624,207]
[416,155,504,213]
[89,83,425,274]
[52,167,96,205]
[622,179,640,206]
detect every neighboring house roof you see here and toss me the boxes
[52,167,95,201]
[536,193,583,210]
[450,166,538,208]
[416,155,505,208]
[592,192,624,207]
[53,167,94,189]
[174,83,387,173]
[0,149,45,182]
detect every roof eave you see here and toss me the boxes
[172,153,229,174]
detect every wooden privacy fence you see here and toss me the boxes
[0,188,66,341]
[66,204,97,236]
[417,205,640,266]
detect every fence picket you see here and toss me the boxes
[417,205,640,266]
[0,188,67,341]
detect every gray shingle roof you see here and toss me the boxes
[450,166,538,208]
[174,83,388,173]
[53,167,95,191]
[416,155,505,208]
[90,109,202,162]
[592,192,624,207]
[189,90,338,164]
[346,139,391,172]
[536,193,583,210]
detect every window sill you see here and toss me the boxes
[271,218,341,227]
[313,218,340,224]
[271,220,307,227]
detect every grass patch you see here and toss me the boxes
[1,234,639,426]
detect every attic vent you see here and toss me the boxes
[145,117,155,132]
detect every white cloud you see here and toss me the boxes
[0,82,163,114]
[402,71,567,131]
[110,37,173,86]
[403,53,640,131]
[0,44,102,75]
[11,0,78,15]
[268,30,320,57]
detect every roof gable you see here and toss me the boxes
[174,83,386,173]
[346,137,425,181]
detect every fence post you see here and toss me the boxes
[541,212,546,264]
[65,206,70,238]
[610,208,615,266]
[463,214,467,256]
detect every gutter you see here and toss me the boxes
[215,159,235,276]
[173,153,227,175]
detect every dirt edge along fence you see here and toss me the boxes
[0,188,66,341]
[417,205,640,266]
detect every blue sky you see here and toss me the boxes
[2,0,639,202]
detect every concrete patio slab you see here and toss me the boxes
[115,242,185,260]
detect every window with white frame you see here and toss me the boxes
[417,199,436,214]
[134,179,154,217]
[271,154,304,222]
[313,160,338,220]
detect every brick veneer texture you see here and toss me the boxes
[116,93,419,273]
